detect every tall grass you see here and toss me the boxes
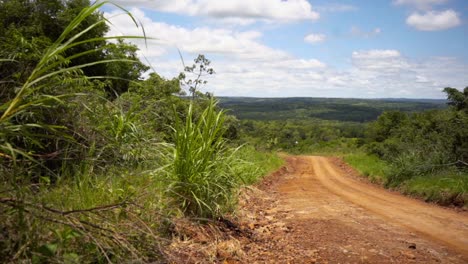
[170,99,238,218]
[0,1,289,262]
[343,152,389,183]
[0,169,170,262]
[400,170,468,207]
[0,1,170,262]
[0,0,144,179]
[229,145,284,185]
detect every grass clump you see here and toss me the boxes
[169,99,237,218]
[169,100,285,218]
[229,145,284,185]
[343,152,389,183]
[401,170,468,207]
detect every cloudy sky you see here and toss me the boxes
[103,0,468,98]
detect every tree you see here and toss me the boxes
[366,111,408,142]
[179,54,215,100]
[104,39,149,97]
[443,87,468,111]
[0,0,148,100]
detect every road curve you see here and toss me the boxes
[309,155,468,256]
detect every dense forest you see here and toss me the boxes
[219,97,446,122]
[1,1,467,263]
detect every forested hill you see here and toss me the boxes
[218,97,447,122]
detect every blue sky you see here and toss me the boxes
[104,0,468,98]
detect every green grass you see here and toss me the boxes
[170,99,237,218]
[0,1,290,262]
[169,100,285,218]
[230,146,284,185]
[401,171,468,207]
[343,152,468,207]
[343,152,389,183]
[0,144,284,262]
[0,168,170,262]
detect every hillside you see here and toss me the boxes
[218,97,447,122]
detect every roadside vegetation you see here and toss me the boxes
[0,1,282,262]
[227,90,468,208]
[360,89,468,206]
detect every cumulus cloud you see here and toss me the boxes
[105,8,289,60]
[393,0,448,10]
[111,0,319,24]
[105,8,467,98]
[347,50,468,98]
[351,50,408,79]
[406,9,461,31]
[304,34,326,44]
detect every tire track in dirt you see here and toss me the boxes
[170,155,468,263]
[310,156,468,256]
[245,155,468,263]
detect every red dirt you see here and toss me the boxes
[167,155,468,263]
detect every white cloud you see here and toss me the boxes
[112,0,319,24]
[406,9,461,31]
[352,50,401,59]
[393,0,448,10]
[315,4,357,13]
[304,34,326,44]
[350,26,382,38]
[105,8,289,60]
[347,49,468,98]
[105,9,468,99]
[351,50,409,79]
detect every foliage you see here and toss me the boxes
[343,151,467,207]
[169,99,237,218]
[0,0,151,180]
[0,1,287,262]
[401,171,467,206]
[236,119,364,153]
[0,0,110,95]
[219,97,446,122]
[365,108,468,186]
[179,54,215,100]
[104,39,150,97]
[343,152,389,183]
[354,87,468,206]
[443,86,468,111]
[229,145,284,185]
[0,170,169,262]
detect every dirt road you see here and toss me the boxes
[235,155,468,263]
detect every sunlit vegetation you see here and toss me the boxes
[219,97,446,122]
[224,90,467,207]
[0,1,282,262]
[1,0,466,262]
